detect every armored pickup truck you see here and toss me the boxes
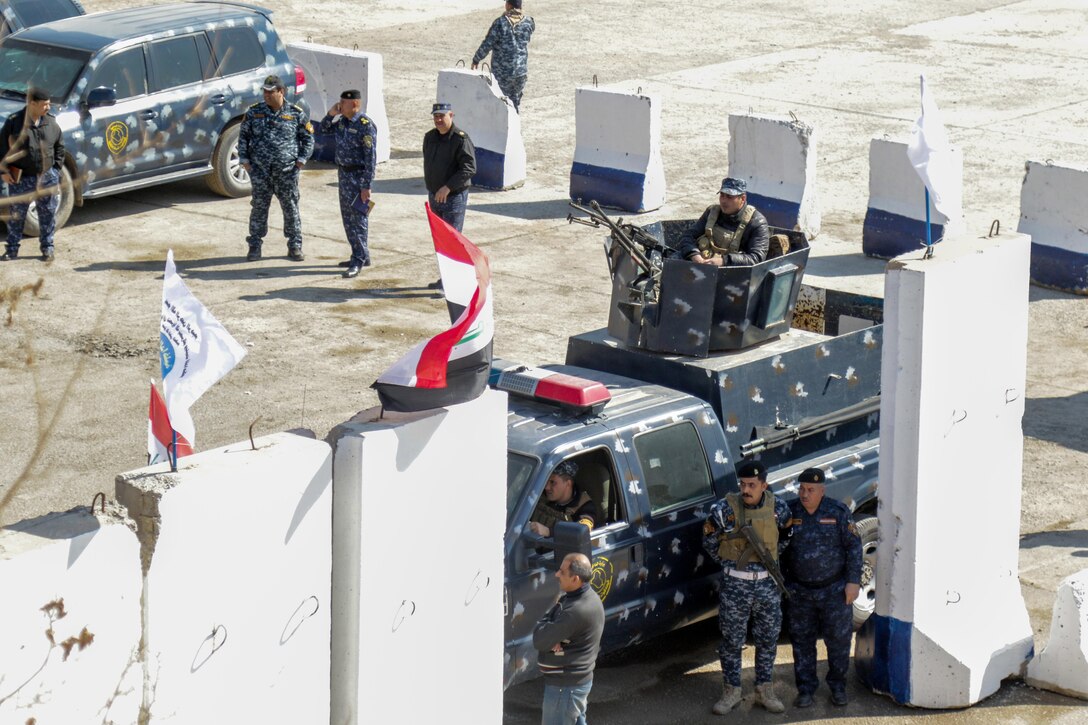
[497,205,884,688]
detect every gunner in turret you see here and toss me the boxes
[678,177,770,266]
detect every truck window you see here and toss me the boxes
[207,27,265,77]
[0,41,88,101]
[92,47,147,100]
[507,453,536,524]
[634,422,713,515]
[148,36,204,92]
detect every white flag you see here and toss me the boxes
[906,75,963,223]
[159,250,246,444]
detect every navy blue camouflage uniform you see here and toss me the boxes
[319,110,377,266]
[783,496,862,698]
[238,101,314,253]
[472,10,536,111]
[702,493,792,687]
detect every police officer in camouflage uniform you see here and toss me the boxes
[471,0,536,112]
[702,461,791,715]
[528,460,597,538]
[678,178,770,267]
[239,74,314,262]
[319,89,377,278]
[783,467,862,708]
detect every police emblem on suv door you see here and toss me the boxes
[106,121,129,155]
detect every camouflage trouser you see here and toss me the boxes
[6,168,60,252]
[787,583,853,695]
[247,166,301,249]
[337,169,370,265]
[718,571,782,687]
[495,73,527,112]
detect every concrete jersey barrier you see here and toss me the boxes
[863,138,963,259]
[1026,568,1088,699]
[727,113,819,238]
[856,232,1034,708]
[1017,159,1088,294]
[569,86,665,213]
[437,68,525,189]
[288,42,390,165]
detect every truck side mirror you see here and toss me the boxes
[517,521,591,572]
[85,87,117,109]
[551,521,591,562]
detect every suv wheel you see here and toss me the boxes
[206,123,250,198]
[852,515,879,629]
[21,166,76,237]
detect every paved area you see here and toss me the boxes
[0,1,1085,721]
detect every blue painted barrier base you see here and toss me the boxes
[569,162,651,213]
[746,193,801,232]
[472,147,522,191]
[863,208,945,259]
[855,613,912,704]
[1030,242,1088,294]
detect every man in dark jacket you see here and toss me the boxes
[423,102,476,288]
[0,87,66,261]
[471,0,536,112]
[677,177,770,267]
[533,552,605,725]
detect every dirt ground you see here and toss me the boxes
[0,1,1086,721]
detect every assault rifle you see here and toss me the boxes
[739,524,790,599]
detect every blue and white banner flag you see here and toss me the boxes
[906,75,963,223]
[159,250,246,444]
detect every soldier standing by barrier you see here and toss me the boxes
[423,102,476,289]
[701,461,792,715]
[319,89,376,278]
[0,87,64,262]
[783,467,862,708]
[471,0,536,112]
[239,75,314,262]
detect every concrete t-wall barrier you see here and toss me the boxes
[855,232,1034,708]
[863,138,964,259]
[727,113,819,238]
[1017,159,1088,294]
[288,42,391,165]
[1026,569,1088,699]
[437,69,525,190]
[569,86,665,213]
[115,431,332,724]
[0,506,142,724]
[329,389,507,725]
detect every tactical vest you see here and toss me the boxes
[718,491,779,567]
[699,204,756,258]
[531,490,592,531]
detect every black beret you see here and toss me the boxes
[798,467,826,484]
[27,87,49,102]
[508,0,523,7]
[341,89,362,100]
[736,461,767,480]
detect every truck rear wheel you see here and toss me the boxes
[852,515,878,629]
[205,123,250,198]
[21,166,75,237]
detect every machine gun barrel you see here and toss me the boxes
[568,200,653,273]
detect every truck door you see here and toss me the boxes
[624,416,723,638]
[503,445,646,688]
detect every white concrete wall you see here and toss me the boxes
[569,85,665,212]
[1026,568,1088,699]
[288,42,391,164]
[329,388,507,725]
[727,113,820,238]
[1017,159,1088,294]
[0,507,142,724]
[857,231,1034,707]
[115,432,332,724]
[437,68,526,189]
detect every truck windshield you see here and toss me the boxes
[507,453,537,523]
[0,40,89,102]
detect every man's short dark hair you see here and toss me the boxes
[567,554,592,583]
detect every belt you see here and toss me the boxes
[725,568,769,581]
[793,572,844,589]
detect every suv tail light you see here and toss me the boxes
[294,64,307,94]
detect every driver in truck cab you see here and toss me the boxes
[527,460,597,537]
[678,177,770,267]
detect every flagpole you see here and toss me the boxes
[923,187,934,259]
[170,430,179,473]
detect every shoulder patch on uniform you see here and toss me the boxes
[248,102,261,109]
[360,117,369,125]
[290,103,303,112]
[457,131,465,136]
[305,122,314,133]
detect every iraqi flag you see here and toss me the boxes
[148,382,193,466]
[372,204,494,412]
[160,250,247,443]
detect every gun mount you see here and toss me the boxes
[569,202,811,357]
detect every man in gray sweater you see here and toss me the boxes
[533,553,605,725]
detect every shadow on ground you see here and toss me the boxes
[1024,391,1088,453]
